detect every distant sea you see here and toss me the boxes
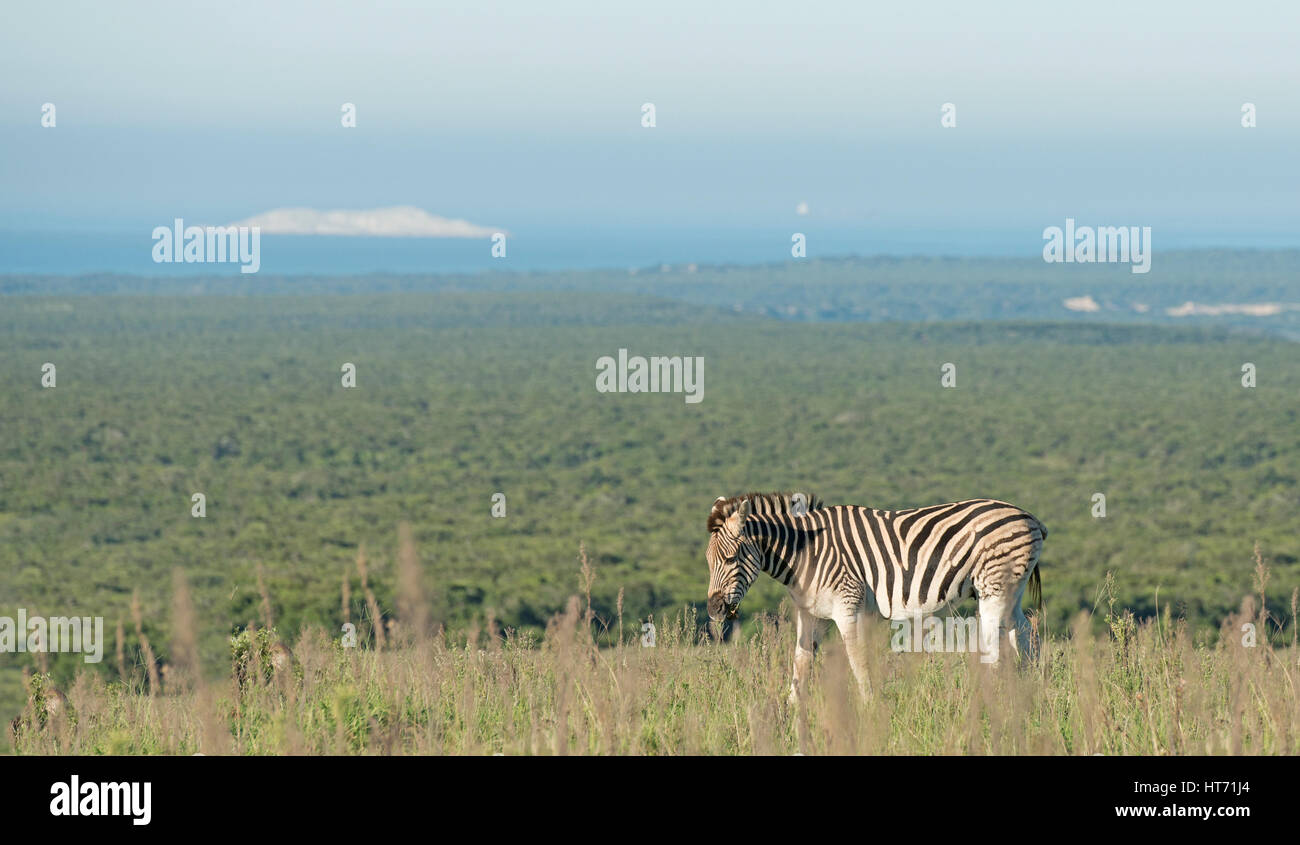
[3,225,1298,276]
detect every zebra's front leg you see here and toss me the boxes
[833,609,874,701]
[788,607,819,706]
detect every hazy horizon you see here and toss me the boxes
[3,0,1298,257]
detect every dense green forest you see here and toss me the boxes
[1,254,1297,722]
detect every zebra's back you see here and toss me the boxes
[804,498,1046,619]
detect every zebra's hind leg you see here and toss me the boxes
[978,588,1033,666]
[976,594,1011,665]
[1005,571,1037,664]
[1012,603,1034,663]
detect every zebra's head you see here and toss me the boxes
[706,496,761,622]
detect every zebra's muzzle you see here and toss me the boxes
[707,593,738,622]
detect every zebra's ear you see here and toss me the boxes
[725,498,752,537]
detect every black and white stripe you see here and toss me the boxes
[706,493,1046,697]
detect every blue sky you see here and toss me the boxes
[2,1,1297,245]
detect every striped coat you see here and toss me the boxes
[706,493,1046,699]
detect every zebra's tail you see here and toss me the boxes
[1028,562,1045,661]
[1029,519,1045,659]
[1032,516,1046,615]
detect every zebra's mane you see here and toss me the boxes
[707,491,824,533]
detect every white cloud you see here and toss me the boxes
[227,205,504,238]
[1165,301,1295,317]
[1063,295,1100,312]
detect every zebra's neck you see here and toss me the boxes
[748,513,812,587]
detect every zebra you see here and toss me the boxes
[700,491,824,642]
[706,493,1046,701]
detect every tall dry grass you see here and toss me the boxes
[7,538,1299,755]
